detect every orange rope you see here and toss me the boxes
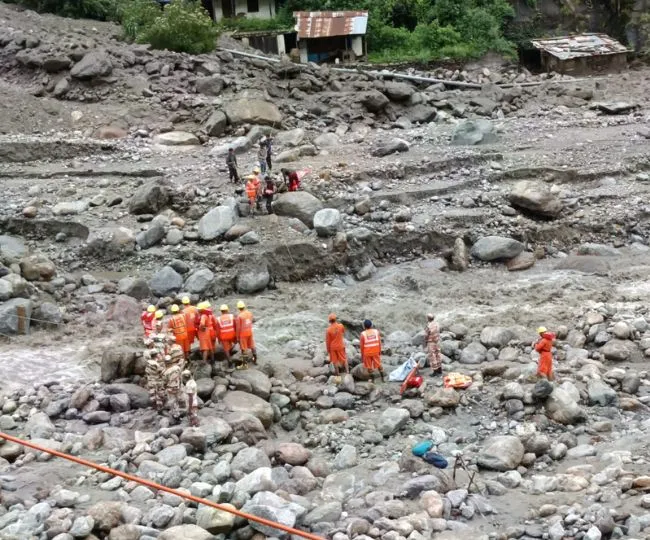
[0,432,324,540]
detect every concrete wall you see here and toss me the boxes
[213,0,275,21]
[351,36,363,57]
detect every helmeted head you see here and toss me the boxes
[220,304,229,313]
[427,313,435,321]
[164,355,173,364]
[197,302,206,311]
[182,370,192,380]
[237,300,246,310]
[537,326,547,335]
[363,319,372,329]
[204,301,211,309]
[253,166,261,174]
[170,304,180,313]
[155,310,165,320]
[147,305,156,313]
[182,296,190,305]
[328,313,337,322]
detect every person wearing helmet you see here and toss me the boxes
[257,140,268,175]
[182,370,199,427]
[163,353,182,421]
[197,302,216,365]
[245,175,258,217]
[236,301,257,364]
[153,309,167,333]
[141,305,156,338]
[425,313,443,376]
[535,327,556,381]
[167,305,190,360]
[145,344,165,412]
[326,313,348,380]
[181,296,198,349]
[360,319,384,382]
[216,304,236,367]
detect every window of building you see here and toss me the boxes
[247,0,259,12]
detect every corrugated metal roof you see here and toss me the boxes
[531,33,628,60]
[294,11,368,39]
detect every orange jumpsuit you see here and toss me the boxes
[360,328,382,370]
[216,313,236,353]
[236,310,255,352]
[246,180,258,205]
[326,322,347,366]
[141,311,155,337]
[168,313,190,355]
[535,332,555,378]
[183,305,198,345]
[197,312,216,353]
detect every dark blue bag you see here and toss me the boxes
[422,451,448,469]
[412,441,434,457]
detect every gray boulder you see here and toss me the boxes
[136,222,165,249]
[459,341,487,364]
[545,387,587,425]
[276,128,305,147]
[223,391,274,428]
[25,411,55,439]
[0,298,32,335]
[20,254,56,281]
[313,209,342,237]
[407,104,437,123]
[185,269,214,294]
[0,235,27,260]
[601,339,633,361]
[245,504,296,537]
[198,206,236,241]
[509,180,563,219]
[471,236,524,261]
[224,98,282,126]
[85,227,136,257]
[232,447,271,473]
[587,379,618,406]
[477,436,524,471]
[236,266,270,294]
[149,266,183,297]
[52,200,89,216]
[34,302,62,327]
[195,504,235,534]
[105,383,149,408]
[362,90,389,112]
[451,119,498,145]
[480,326,514,348]
[231,369,272,399]
[129,182,169,215]
[314,132,339,148]
[273,192,324,227]
[372,138,409,157]
[384,81,415,101]
[0,278,13,301]
[70,50,112,79]
[204,110,227,137]
[196,75,225,96]
[377,407,410,437]
[158,524,213,540]
[154,131,200,146]
[117,277,150,300]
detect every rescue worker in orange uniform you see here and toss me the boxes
[535,326,555,381]
[245,176,258,217]
[236,300,257,366]
[197,302,216,365]
[216,304,237,367]
[168,305,190,360]
[360,319,384,382]
[182,296,198,349]
[141,305,156,338]
[325,313,348,378]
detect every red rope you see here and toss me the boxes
[0,431,324,540]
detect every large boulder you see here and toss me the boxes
[105,383,150,409]
[52,200,89,216]
[223,391,274,428]
[85,227,136,257]
[480,326,514,348]
[196,504,236,534]
[135,221,165,249]
[477,436,524,471]
[223,412,267,445]
[101,349,137,383]
[204,110,227,137]
[158,525,212,540]
[154,131,200,146]
[372,138,410,157]
[232,447,271,473]
[451,120,497,145]
[313,208,342,237]
[198,206,236,241]
[587,379,618,406]
[149,266,183,297]
[0,235,28,260]
[33,302,62,327]
[471,236,524,261]
[196,75,225,96]
[362,90,389,112]
[231,369,272,399]
[273,192,324,227]
[129,183,169,215]
[275,442,311,465]
[459,341,487,364]
[117,277,150,300]
[26,411,55,439]
[407,104,437,123]
[377,407,410,437]
[105,295,141,329]
[509,180,563,219]
[70,50,112,79]
[236,266,270,294]
[0,298,32,335]
[276,128,306,147]
[314,132,339,148]
[545,387,587,425]
[19,254,56,281]
[224,98,282,126]
[383,81,415,101]
[184,269,215,295]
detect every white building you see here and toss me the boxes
[211,0,277,20]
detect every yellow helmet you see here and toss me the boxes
[204,301,211,309]
[237,301,246,309]
[220,304,229,312]
[537,326,547,334]
[170,305,180,313]
[147,305,156,313]
[155,310,165,319]
[197,302,206,310]
[253,166,261,174]
[181,296,190,305]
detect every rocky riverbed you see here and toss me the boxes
[2,1,650,539]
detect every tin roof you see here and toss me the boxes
[293,11,368,39]
[531,33,628,60]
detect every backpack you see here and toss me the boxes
[411,441,434,457]
[422,451,448,469]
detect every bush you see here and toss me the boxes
[412,21,461,51]
[137,0,217,54]
[121,0,161,41]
